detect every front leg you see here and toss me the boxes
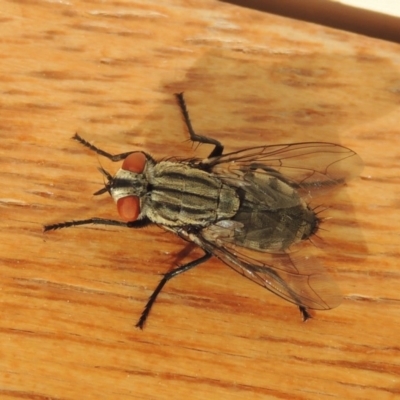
[73,133,138,162]
[44,217,151,232]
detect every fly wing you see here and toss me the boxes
[199,221,342,311]
[168,142,359,310]
[203,142,363,196]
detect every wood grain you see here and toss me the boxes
[0,1,399,399]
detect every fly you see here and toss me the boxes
[44,93,363,329]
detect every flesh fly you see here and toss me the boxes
[45,93,363,329]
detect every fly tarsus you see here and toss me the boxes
[299,306,312,322]
[136,251,212,329]
[175,92,224,159]
[73,133,136,162]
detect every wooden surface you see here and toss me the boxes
[1,1,399,399]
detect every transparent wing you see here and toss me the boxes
[170,142,360,310]
[203,142,363,196]
[198,221,342,310]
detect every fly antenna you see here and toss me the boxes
[93,166,113,196]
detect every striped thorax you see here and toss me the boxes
[110,152,240,227]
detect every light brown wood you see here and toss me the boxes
[0,1,399,399]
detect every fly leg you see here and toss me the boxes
[175,92,224,158]
[299,306,312,321]
[44,218,150,232]
[136,251,212,329]
[253,262,314,322]
[73,133,137,162]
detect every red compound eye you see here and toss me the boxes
[116,153,146,221]
[122,152,146,173]
[117,196,140,221]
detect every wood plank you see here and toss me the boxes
[0,1,399,399]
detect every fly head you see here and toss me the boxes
[93,151,154,222]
